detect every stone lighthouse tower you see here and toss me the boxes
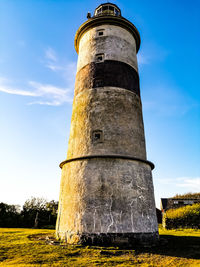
[56,3,158,245]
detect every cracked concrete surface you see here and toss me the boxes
[57,158,158,243]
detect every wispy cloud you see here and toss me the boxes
[0,87,36,96]
[0,81,37,96]
[0,77,73,106]
[137,53,150,65]
[176,177,200,189]
[154,176,200,208]
[45,64,62,72]
[0,47,77,106]
[45,47,57,62]
[28,81,73,105]
[44,47,77,84]
[43,47,76,104]
[157,177,200,191]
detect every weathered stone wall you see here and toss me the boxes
[66,87,146,160]
[77,25,138,72]
[57,158,158,244]
[56,10,158,245]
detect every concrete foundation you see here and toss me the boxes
[56,158,158,245]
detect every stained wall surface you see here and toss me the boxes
[57,158,158,244]
[66,87,146,160]
[77,25,138,72]
[56,18,158,245]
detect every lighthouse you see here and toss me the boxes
[56,3,158,246]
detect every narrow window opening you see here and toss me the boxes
[92,130,103,143]
[96,29,105,37]
[94,133,101,140]
[95,53,104,63]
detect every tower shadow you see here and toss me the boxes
[89,234,200,260]
[134,235,200,260]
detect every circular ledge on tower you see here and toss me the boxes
[59,154,154,170]
[74,15,141,54]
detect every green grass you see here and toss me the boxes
[0,227,200,266]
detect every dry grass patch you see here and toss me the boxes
[0,227,200,266]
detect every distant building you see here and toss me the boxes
[156,208,162,224]
[160,198,200,214]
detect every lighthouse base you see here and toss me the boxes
[57,232,159,247]
[56,158,159,247]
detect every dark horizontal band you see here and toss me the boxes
[75,60,140,96]
[75,232,159,246]
[60,154,154,170]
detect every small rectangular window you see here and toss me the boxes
[95,53,104,63]
[92,130,103,143]
[97,29,105,37]
[94,133,101,140]
[97,55,102,61]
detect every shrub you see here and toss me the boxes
[173,192,200,199]
[163,203,200,229]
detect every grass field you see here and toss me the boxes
[0,227,200,266]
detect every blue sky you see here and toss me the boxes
[0,0,199,208]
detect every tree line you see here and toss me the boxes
[0,197,58,229]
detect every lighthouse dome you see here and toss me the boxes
[94,3,121,17]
